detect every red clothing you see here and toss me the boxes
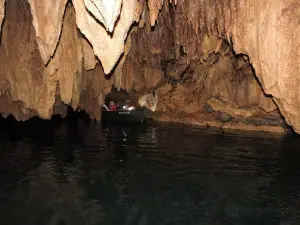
[109,105,117,111]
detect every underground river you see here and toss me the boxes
[0,115,299,225]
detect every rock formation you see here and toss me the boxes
[27,0,68,64]
[0,0,299,134]
[0,0,5,34]
[83,0,122,33]
[72,0,143,74]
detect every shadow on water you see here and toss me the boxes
[0,113,300,225]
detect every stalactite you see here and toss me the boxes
[27,0,68,64]
[82,38,97,71]
[72,0,143,74]
[83,0,122,33]
[0,0,299,134]
[0,0,5,35]
[148,0,164,26]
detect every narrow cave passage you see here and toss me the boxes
[1,1,300,225]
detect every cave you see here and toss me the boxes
[0,0,297,134]
[104,87,135,109]
[1,0,300,224]
[0,0,298,132]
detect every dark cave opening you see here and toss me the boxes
[104,87,130,107]
[0,106,91,142]
[103,86,141,110]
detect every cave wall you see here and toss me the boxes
[0,0,298,133]
[0,0,116,121]
[27,0,68,64]
[142,0,300,132]
[118,4,284,132]
[0,0,48,120]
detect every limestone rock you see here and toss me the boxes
[148,0,163,26]
[0,0,55,119]
[112,26,137,91]
[216,111,232,123]
[206,98,260,118]
[144,66,164,89]
[0,0,297,135]
[0,0,5,35]
[231,0,300,133]
[138,92,158,111]
[46,5,84,109]
[83,0,122,33]
[28,0,68,64]
[80,63,114,119]
[82,38,97,71]
[0,0,85,120]
[168,0,300,132]
[73,0,143,74]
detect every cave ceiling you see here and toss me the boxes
[0,0,299,134]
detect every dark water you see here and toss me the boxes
[0,115,300,225]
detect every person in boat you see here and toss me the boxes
[123,100,135,111]
[102,103,109,111]
[109,100,117,111]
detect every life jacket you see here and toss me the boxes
[110,105,117,111]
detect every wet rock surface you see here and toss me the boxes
[0,0,297,134]
[216,112,232,123]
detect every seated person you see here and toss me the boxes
[102,103,109,111]
[123,100,135,111]
[109,100,117,111]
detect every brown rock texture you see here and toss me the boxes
[27,0,68,64]
[0,0,50,120]
[0,0,298,134]
[148,0,163,26]
[83,0,123,33]
[117,2,285,133]
[0,0,5,35]
[142,0,300,132]
[72,0,143,74]
[82,38,97,71]
[79,63,115,120]
[47,4,84,110]
[0,0,84,120]
[230,1,300,133]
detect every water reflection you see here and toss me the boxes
[0,117,300,225]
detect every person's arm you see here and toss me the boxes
[102,104,110,111]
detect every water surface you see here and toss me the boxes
[0,116,299,225]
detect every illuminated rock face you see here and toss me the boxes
[83,0,123,33]
[0,0,5,34]
[229,1,300,133]
[0,0,299,133]
[72,0,143,74]
[27,0,68,64]
[136,0,300,133]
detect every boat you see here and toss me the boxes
[101,108,146,123]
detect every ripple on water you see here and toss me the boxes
[0,120,299,225]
